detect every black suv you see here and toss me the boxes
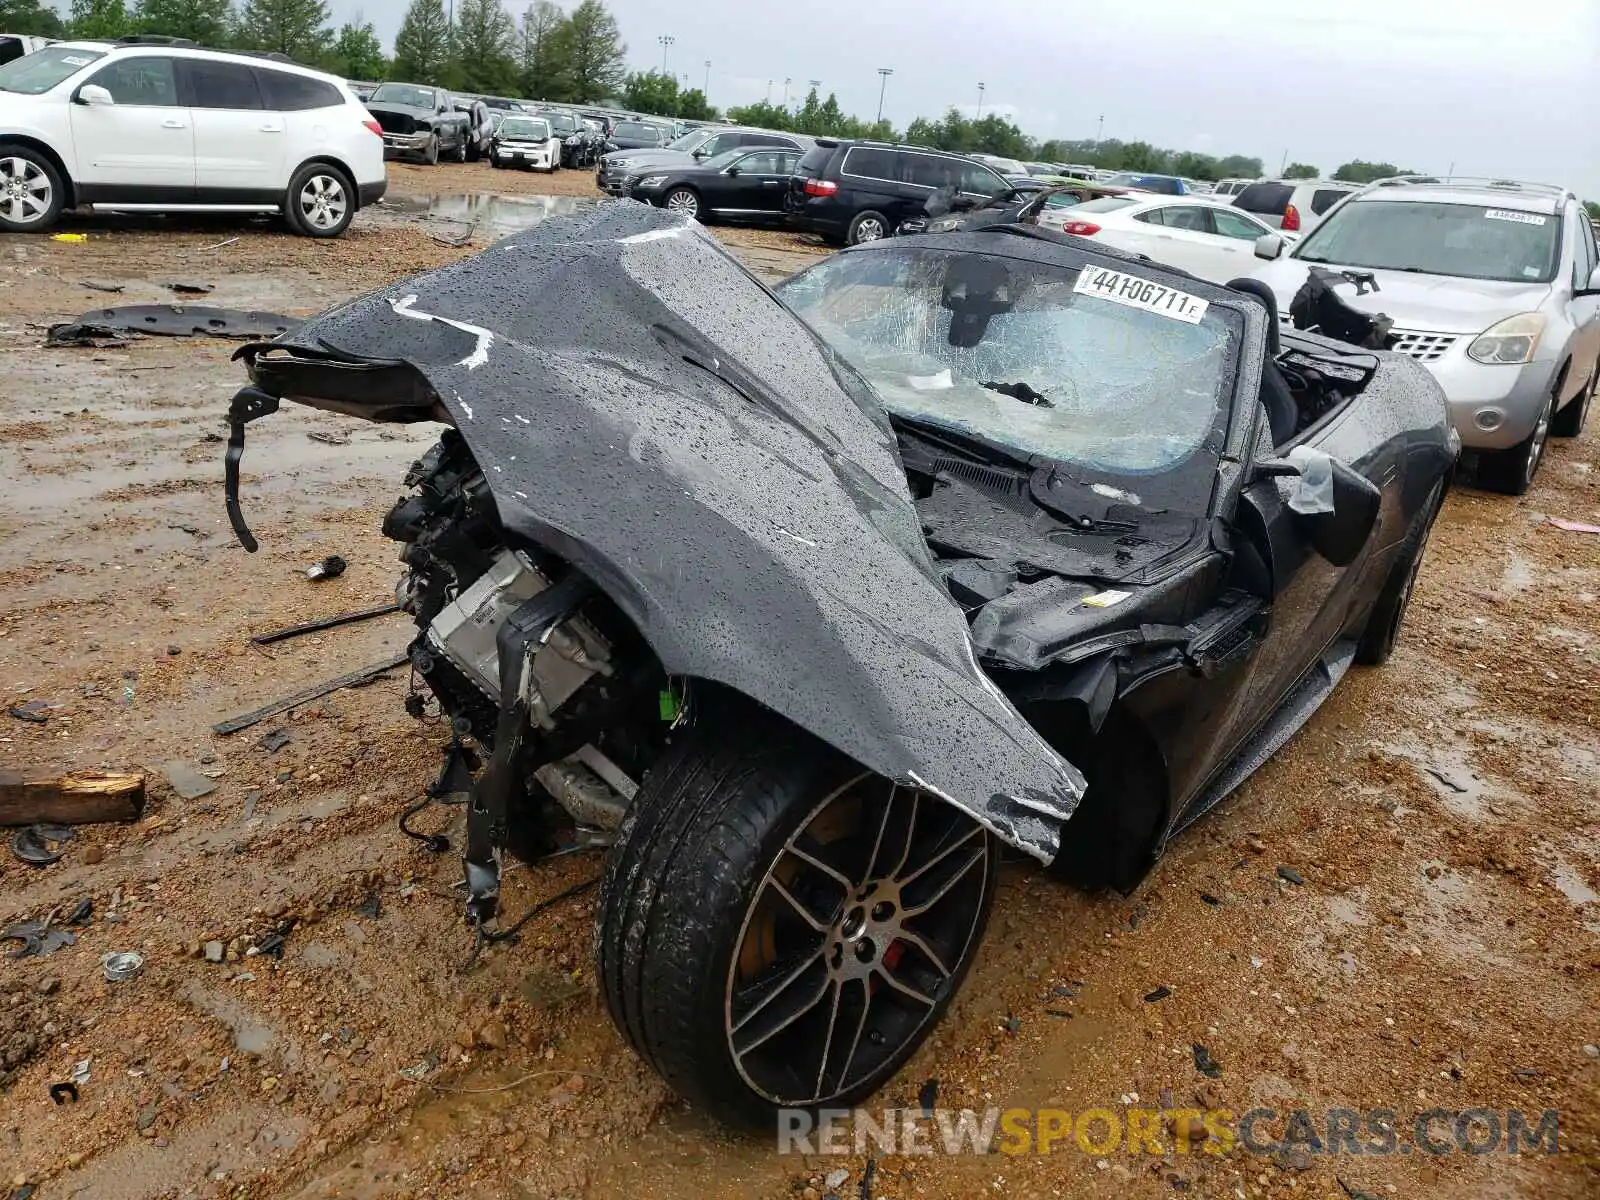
[786,140,1010,245]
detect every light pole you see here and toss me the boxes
[782,77,791,107]
[704,59,711,96]
[976,82,985,120]
[808,78,821,95]
[1096,113,1104,144]
[765,79,773,104]
[658,34,674,75]
[876,67,893,125]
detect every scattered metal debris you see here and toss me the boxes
[859,1158,876,1200]
[165,281,215,295]
[49,1081,79,1104]
[1276,865,1306,886]
[44,321,135,348]
[162,761,217,801]
[1143,985,1172,1003]
[355,893,382,919]
[1199,891,1223,906]
[306,429,350,445]
[199,236,242,251]
[917,1077,938,1115]
[65,897,93,925]
[49,304,300,343]
[259,728,291,753]
[251,602,400,646]
[1548,517,1600,535]
[430,231,474,248]
[2,918,76,959]
[305,555,348,582]
[1424,767,1469,793]
[249,932,286,959]
[79,279,125,293]
[211,652,410,735]
[1192,1044,1223,1078]
[100,950,144,981]
[7,699,50,724]
[11,823,74,865]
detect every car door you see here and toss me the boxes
[67,55,195,197]
[1563,204,1600,398]
[1134,204,1229,276]
[1205,206,1279,282]
[178,57,285,201]
[715,149,794,215]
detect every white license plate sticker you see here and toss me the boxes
[1484,209,1546,225]
[62,55,93,65]
[1073,267,1209,324]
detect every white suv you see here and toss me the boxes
[0,40,386,237]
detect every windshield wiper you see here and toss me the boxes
[889,413,1036,470]
[982,380,1054,408]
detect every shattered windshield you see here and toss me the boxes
[778,245,1237,475]
[371,83,435,108]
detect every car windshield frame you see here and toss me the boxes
[537,111,578,134]
[613,122,663,141]
[499,118,551,141]
[0,46,105,94]
[774,242,1244,506]
[666,128,714,152]
[370,83,435,108]
[1293,198,1563,284]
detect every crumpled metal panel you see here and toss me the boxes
[260,203,1084,859]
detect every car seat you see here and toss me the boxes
[1227,277,1298,446]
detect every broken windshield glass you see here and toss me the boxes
[778,246,1238,477]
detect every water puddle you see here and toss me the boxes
[375,192,600,237]
[1550,860,1600,932]
[1378,735,1498,821]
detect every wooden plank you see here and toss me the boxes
[0,771,147,826]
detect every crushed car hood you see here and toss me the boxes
[240,202,1085,859]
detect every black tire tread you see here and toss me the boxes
[1355,481,1442,665]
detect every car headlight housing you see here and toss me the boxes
[638,175,667,189]
[1467,313,1545,364]
[611,157,634,170]
[565,135,582,145]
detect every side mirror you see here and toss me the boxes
[725,165,740,176]
[76,84,114,106]
[1254,233,1285,261]
[1257,455,1379,567]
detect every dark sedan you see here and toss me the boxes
[628,147,803,224]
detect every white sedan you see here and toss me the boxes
[1032,194,1293,284]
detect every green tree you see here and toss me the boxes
[1332,160,1416,183]
[330,16,385,80]
[518,1,567,100]
[134,0,230,43]
[235,0,331,61]
[725,100,793,132]
[676,87,713,121]
[68,0,131,39]
[622,69,677,116]
[1282,162,1319,180]
[453,0,517,94]
[1585,200,1600,222]
[556,0,624,102]
[1172,151,1222,182]
[1216,154,1263,179]
[0,0,66,35]
[392,0,452,85]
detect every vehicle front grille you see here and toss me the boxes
[1385,329,1460,363]
[373,111,417,135]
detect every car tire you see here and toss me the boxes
[663,187,701,221]
[488,156,501,169]
[454,136,468,164]
[0,145,66,235]
[596,693,998,1130]
[847,210,890,245]
[1477,381,1556,495]
[423,134,440,166]
[284,163,355,239]
[1550,360,1595,438]
[1355,480,1443,666]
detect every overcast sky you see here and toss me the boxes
[339,0,1597,195]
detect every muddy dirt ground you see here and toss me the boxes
[0,165,1596,1200]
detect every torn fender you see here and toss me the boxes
[240,203,1084,859]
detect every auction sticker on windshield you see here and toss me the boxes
[1484,209,1546,225]
[1073,267,1209,324]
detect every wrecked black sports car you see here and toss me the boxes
[221,204,1455,1128]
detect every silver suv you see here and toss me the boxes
[1251,178,1600,494]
